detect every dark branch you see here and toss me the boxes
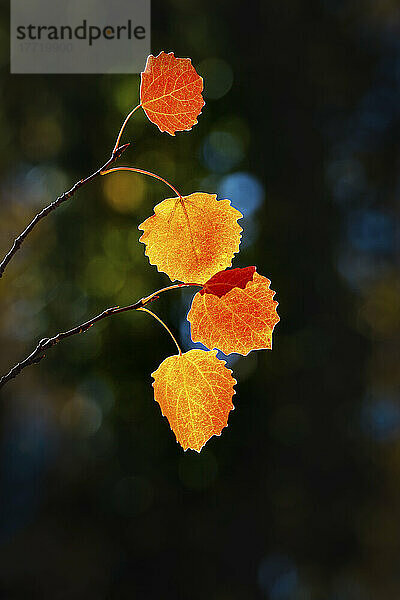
[0,283,196,389]
[0,143,130,279]
[0,297,144,389]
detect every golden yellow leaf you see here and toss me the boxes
[151,349,236,451]
[138,192,243,284]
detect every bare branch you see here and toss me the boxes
[0,143,130,279]
[0,283,199,389]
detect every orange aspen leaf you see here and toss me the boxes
[140,51,205,135]
[187,268,280,356]
[151,349,236,452]
[138,192,243,284]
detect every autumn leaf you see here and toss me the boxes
[140,51,205,135]
[138,192,243,284]
[201,265,256,297]
[151,349,236,452]
[187,267,280,356]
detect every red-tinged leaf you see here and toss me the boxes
[138,192,243,284]
[201,266,256,297]
[140,51,205,135]
[187,269,280,356]
[151,349,236,452]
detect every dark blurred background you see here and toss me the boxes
[0,0,399,598]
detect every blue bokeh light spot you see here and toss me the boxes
[258,554,298,600]
[361,396,400,442]
[218,171,264,217]
[347,209,394,254]
[201,131,244,173]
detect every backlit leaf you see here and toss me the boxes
[140,51,205,135]
[138,192,243,284]
[201,265,256,297]
[187,268,280,355]
[151,349,236,451]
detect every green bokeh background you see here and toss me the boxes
[1,1,399,598]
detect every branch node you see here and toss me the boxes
[113,142,131,160]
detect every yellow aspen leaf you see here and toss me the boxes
[138,192,243,284]
[140,51,205,135]
[151,349,236,451]
[187,267,280,355]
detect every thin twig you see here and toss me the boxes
[139,307,182,355]
[0,143,130,280]
[101,166,184,201]
[112,104,142,154]
[0,283,200,389]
